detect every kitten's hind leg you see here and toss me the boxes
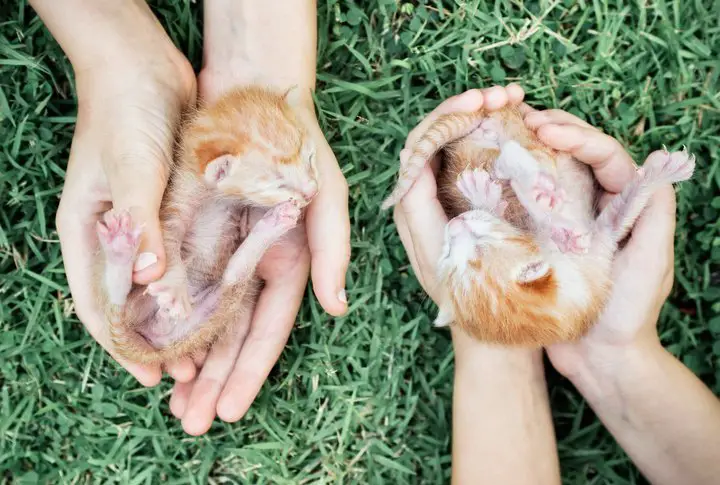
[594,148,695,244]
[96,209,142,306]
[494,141,591,254]
[456,168,508,217]
[223,201,301,286]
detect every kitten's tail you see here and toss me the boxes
[381,110,488,210]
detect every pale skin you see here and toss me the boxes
[30,0,350,436]
[395,85,720,483]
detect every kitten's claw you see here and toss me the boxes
[96,209,142,265]
[533,172,565,211]
[456,169,506,216]
[550,225,591,254]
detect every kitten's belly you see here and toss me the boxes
[139,202,252,348]
[183,201,250,285]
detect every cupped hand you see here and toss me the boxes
[523,109,679,378]
[392,84,526,303]
[391,85,526,357]
[168,78,350,436]
[56,49,198,387]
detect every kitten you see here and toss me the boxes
[384,106,694,346]
[94,85,319,363]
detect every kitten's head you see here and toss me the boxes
[187,86,320,207]
[434,210,563,345]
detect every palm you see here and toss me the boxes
[546,214,671,378]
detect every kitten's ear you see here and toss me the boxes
[433,305,455,328]
[204,154,236,186]
[516,260,551,284]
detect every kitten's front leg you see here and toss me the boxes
[222,201,301,286]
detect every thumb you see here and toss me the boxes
[103,154,169,285]
[621,185,677,276]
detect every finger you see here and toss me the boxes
[393,150,449,299]
[535,123,637,192]
[393,149,432,290]
[622,185,678,265]
[180,316,253,436]
[505,83,526,105]
[518,102,537,115]
[216,268,306,422]
[56,203,162,387]
[306,140,350,316]
[393,208,428,291]
[524,109,596,130]
[164,357,197,383]
[192,349,208,368]
[169,380,194,418]
[102,152,170,285]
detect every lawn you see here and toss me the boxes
[1,0,718,483]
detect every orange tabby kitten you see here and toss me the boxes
[384,106,695,346]
[94,85,319,364]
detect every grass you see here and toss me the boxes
[1,0,718,483]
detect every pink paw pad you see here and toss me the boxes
[96,210,142,264]
[551,226,591,254]
[456,169,507,216]
[533,172,565,211]
[641,147,696,184]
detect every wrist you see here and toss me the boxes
[33,0,185,75]
[452,327,545,378]
[199,1,317,107]
[565,338,666,398]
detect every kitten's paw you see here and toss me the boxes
[256,201,301,234]
[533,172,565,211]
[146,280,192,321]
[550,225,591,254]
[96,209,142,265]
[456,169,507,216]
[640,147,696,184]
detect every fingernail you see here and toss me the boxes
[338,289,347,304]
[134,252,158,272]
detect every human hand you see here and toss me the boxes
[55,43,198,387]
[523,109,679,379]
[166,77,350,436]
[391,84,526,354]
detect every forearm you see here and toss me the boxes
[570,341,720,485]
[29,0,178,72]
[201,0,316,105]
[452,333,561,485]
